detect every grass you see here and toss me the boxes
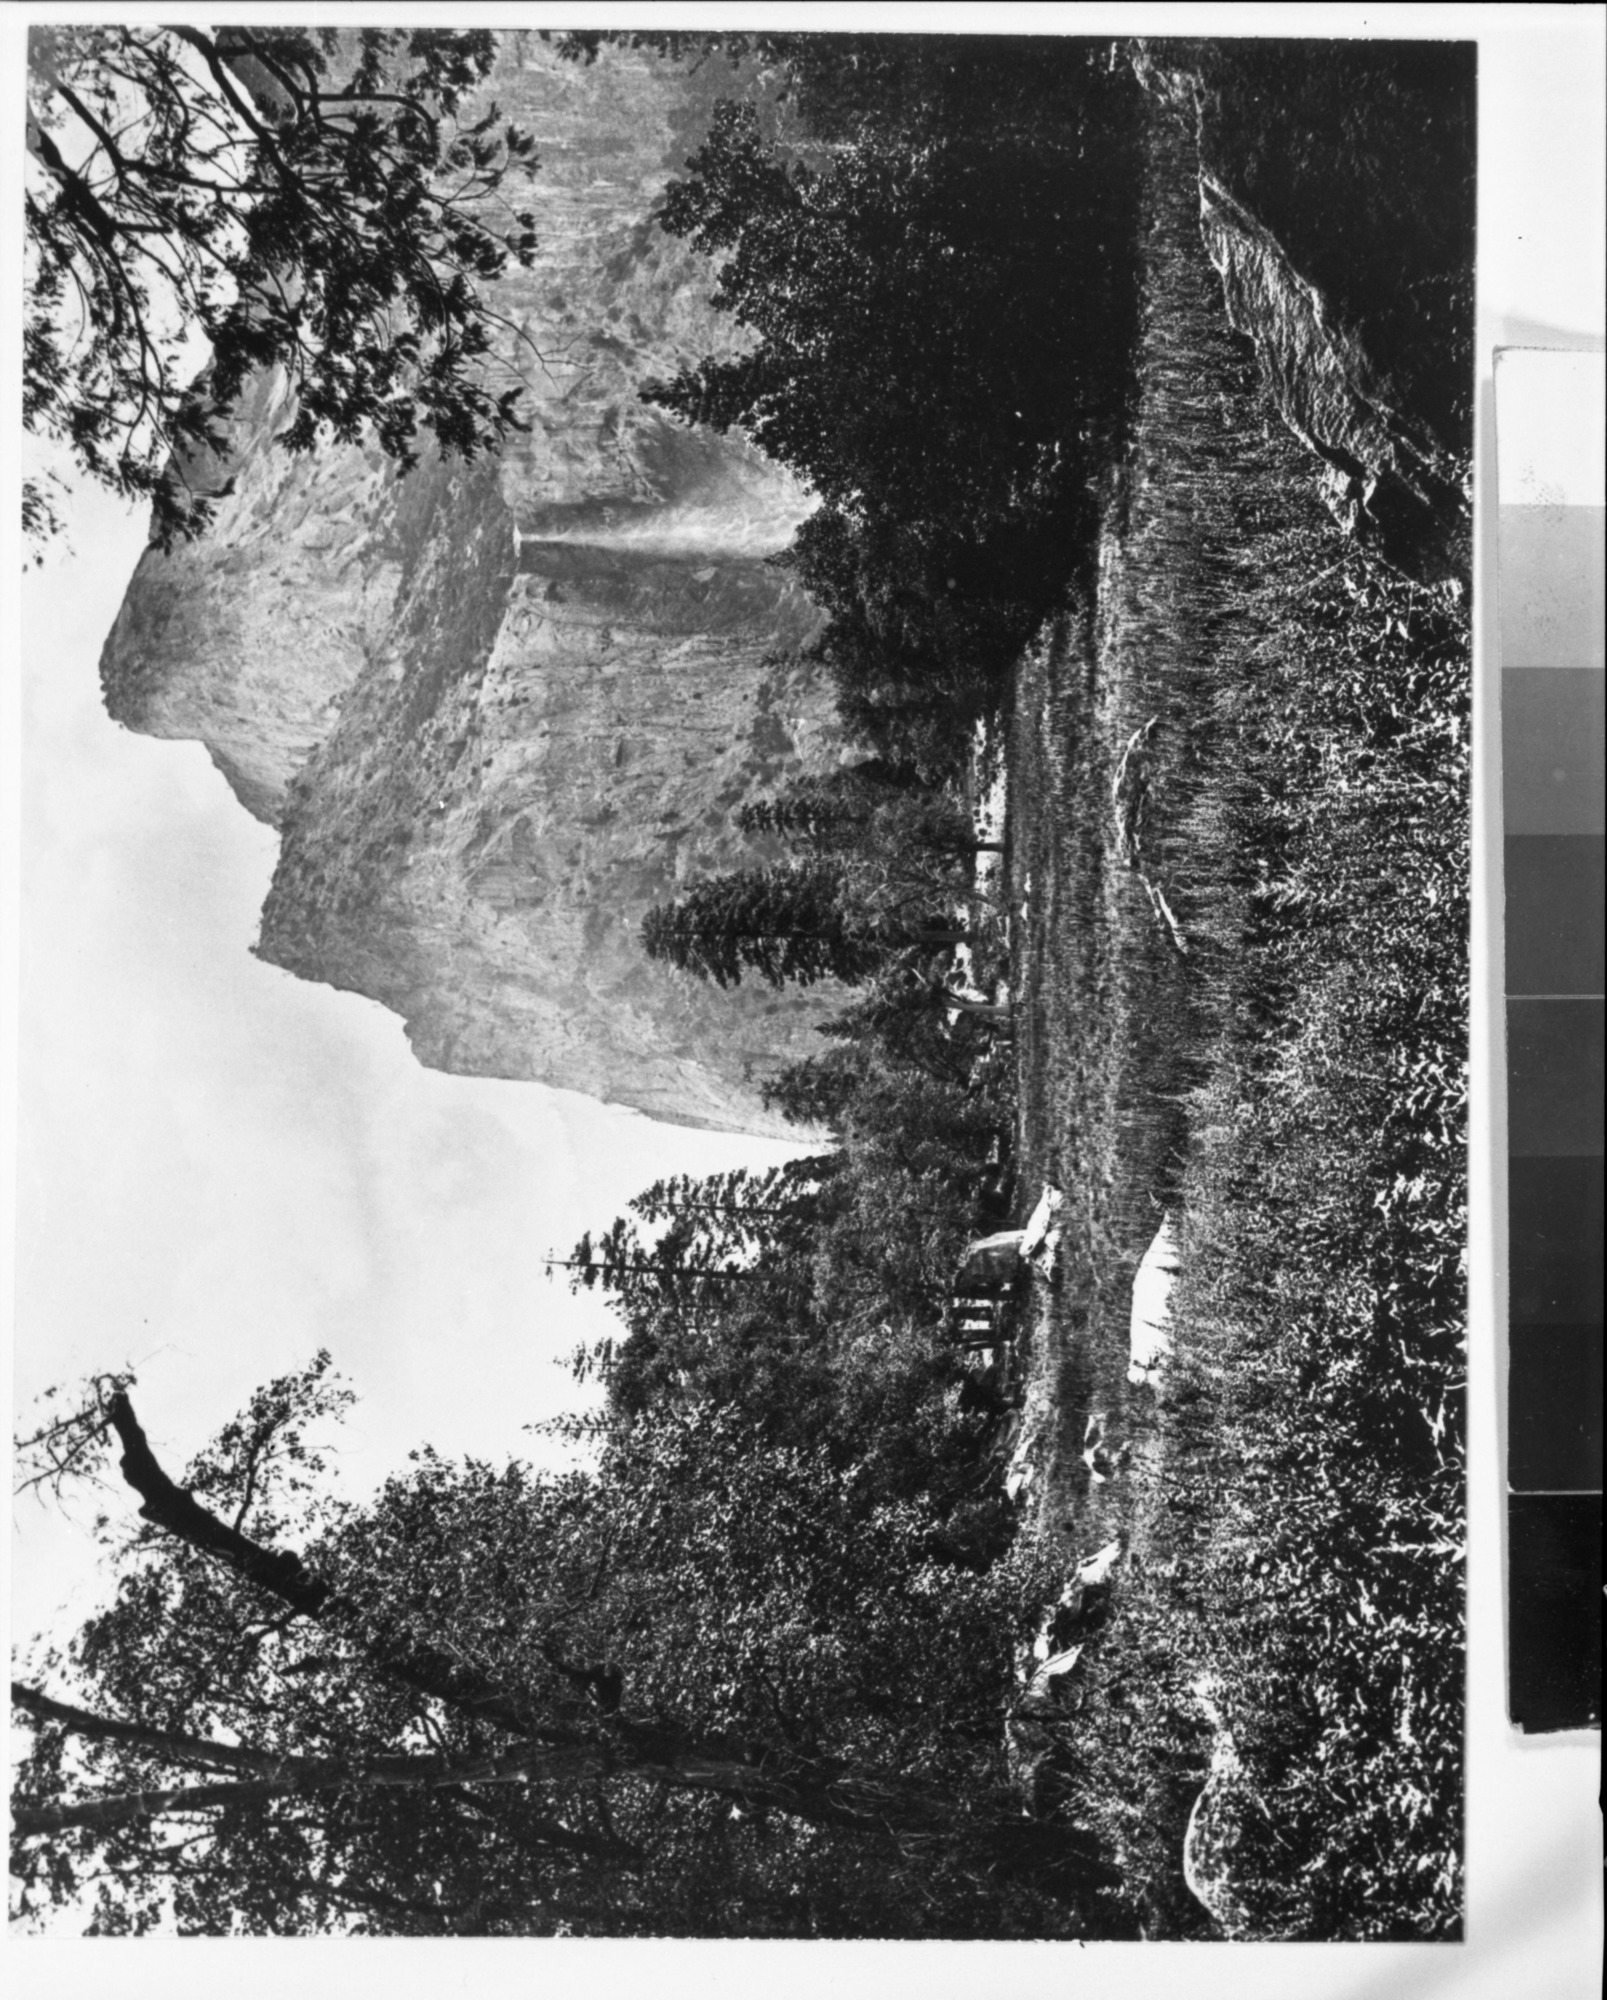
[1008,103,1468,1941]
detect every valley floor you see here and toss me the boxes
[998,108,1468,1942]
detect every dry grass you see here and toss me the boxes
[1006,108,1467,1940]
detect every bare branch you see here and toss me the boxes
[13,1370,135,1501]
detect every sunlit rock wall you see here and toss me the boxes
[100,35,848,1135]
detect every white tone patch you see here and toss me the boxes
[1019,1183,1064,1261]
[1128,1214,1182,1387]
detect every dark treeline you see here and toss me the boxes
[573,29,1142,1515]
[642,761,1000,989]
[575,28,1131,1570]
[568,765,1021,1551]
[558,1051,1015,1548]
[546,25,1147,1914]
[588,30,1146,772]
[527,30,1145,1927]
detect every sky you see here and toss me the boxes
[3,5,1605,1996]
[9,469,807,1651]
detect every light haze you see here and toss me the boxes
[12,471,805,1651]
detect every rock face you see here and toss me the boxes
[99,36,849,1136]
[97,36,1466,1134]
[1127,41,1471,582]
[1195,172,1469,582]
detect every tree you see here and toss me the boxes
[642,860,979,993]
[737,761,921,846]
[641,861,879,990]
[24,25,540,554]
[548,1208,809,1394]
[620,43,1144,770]
[741,767,1003,872]
[558,1034,1014,1513]
[548,29,1105,152]
[12,1368,1113,1937]
[628,1160,838,1260]
[642,90,1133,536]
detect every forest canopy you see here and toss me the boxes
[10,1363,1102,1937]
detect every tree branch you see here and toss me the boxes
[167,26,288,161]
[10,1738,602,1841]
[101,1390,556,1745]
[63,1393,1118,1886]
[25,116,126,257]
[12,1681,317,1784]
[106,1392,333,1617]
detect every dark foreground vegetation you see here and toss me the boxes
[1008,107,1467,1937]
[15,33,1471,1939]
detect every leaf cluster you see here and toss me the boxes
[14,1361,1068,1937]
[25,25,540,552]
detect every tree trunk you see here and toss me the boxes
[9,1681,628,1846]
[86,1393,1115,1896]
[105,1390,543,1744]
[15,1677,1114,1892]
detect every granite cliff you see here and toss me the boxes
[96,36,1472,1135]
[99,36,848,1136]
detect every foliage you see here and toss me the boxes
[551,29,1111,150]
[1179,38,1477,443]
[743,768,1003,928]
[628,1158,839,1248]
[16,30,1477,1945]
[24,24,538,552]
[640,853,979,993]
[1008,112,1469,1939]
[13,1366,138,1501]
[1155,538,1468,1941]
[638,48,1143,767]
[650,101,1099,533]
[12,1370,1087,1937]
[641,860,881,990]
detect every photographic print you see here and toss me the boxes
[12,19,1476,1943]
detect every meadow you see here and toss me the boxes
[1007,109,1468,1940]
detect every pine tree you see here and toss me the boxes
[640,863,879,989]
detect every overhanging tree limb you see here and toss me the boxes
[103,1389,545,1743]
[11,1743,600,1842]
[11,1684,642,1863]
[25,26,541,552]
[26,1387,1118,1894]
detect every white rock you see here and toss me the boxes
[1005,1462,1036,1505]
[1019,1184,1065,1261]
[1076,1539,1122,1589]
[1025,1646,1083,1699]
[1129,1216,1182,1385]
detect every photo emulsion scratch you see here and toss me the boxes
[13,26,1474,1941]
